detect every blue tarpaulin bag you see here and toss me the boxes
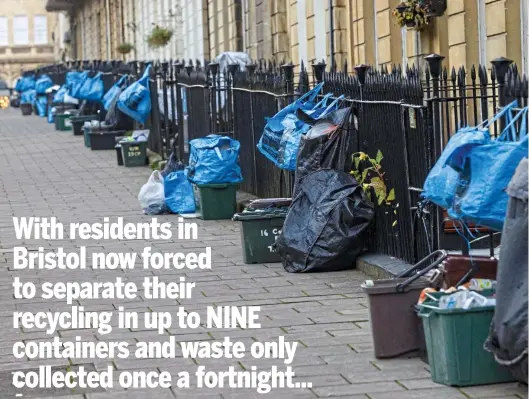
[103,75,128,111]
[36,75,53,95]
[66,71,84,88]
[448,106,529,231]
[16,76,36,93]
[164,171,196,214]
[21,90,36,105]
[277,94,344,171]
[36,96,48,117]
[421,102,518,209]
[48,106,56,123]
[185,134,243,184]
[78,72,105,102]
[70,72,88,98]
[118,66,152,124]
[53,85,68,103]
[257,82,324,164]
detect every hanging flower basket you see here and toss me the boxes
[393,0,431,31]
[147,25,173,49]
[117,43,134,54]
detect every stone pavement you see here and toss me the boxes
[0,108,526,399]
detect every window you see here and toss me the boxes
[13,16,29,45]
[0,17,7,46]
[34,15,48,44]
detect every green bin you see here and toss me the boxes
[120,141,148,167]
[55,113,72,131]
[419,291,515,387]
[233,208,287,264]
[193,183,237,220]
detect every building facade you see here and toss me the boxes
[0,0,59,86]
[45,0,529,74]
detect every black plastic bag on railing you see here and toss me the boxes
[292,106,353,198]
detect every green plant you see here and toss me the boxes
[393,0,430,30]
[351,150,398,226]
[146,25,173,48]
[117,42,134,54]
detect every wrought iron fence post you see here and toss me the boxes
[174,61,185,160]
[246,63,258,196]
[149,63,163,157]
[491,57,513,131]
[312,62,326,85]
[227,63,238,135]
[354,63,370,153]
[209,62,219,134]
[424,53,445,254]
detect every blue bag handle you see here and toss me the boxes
[296,82,324,105]
[115,74,128,87]
[317,95,345,119]
[312,93,333,110]
[479,100,518,131]
[498,106,528,142]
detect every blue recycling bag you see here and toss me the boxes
[16,76,36,93]
[78,72,105,102]
[21,89,36,105]
[164,171,196,214]
[69,72,88,98]
[66,71,84,88]
[36,75,53,95]
[36,95,48,117]
[448,106,529,231]
[185,134,243,185]
[118,66,152,124]
[103,75,128,111]
[53,85,68,103]
[421,102,518,209]
[277,94,343,171]
[258,82,324,165]
[48,106,55,123]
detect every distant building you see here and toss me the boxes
[46,0,184,62]
[0,0,60,86]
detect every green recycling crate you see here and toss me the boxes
[193,183,237,220]
[233,208,287,264]
[418,291,514,387]
[120,141,147,167]
[55,113,72,131]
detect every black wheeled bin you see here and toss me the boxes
[233,205,289,264]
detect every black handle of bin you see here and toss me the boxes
[395,249,448,293]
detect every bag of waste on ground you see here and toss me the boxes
[35,95,48,117]
[275,169,374,273]
[138,171,167,215]
[164,171,196,214]
[293,106,354,198]
[485,157,528,383]
[185,134,243,184]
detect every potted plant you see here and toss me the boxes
[393,0,430,30]
[146,25,173,48]
[117,43,134,55]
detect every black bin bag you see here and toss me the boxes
[276,169,374,273]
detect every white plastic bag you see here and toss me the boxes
[138,171,165,214]
[64,92,79,105]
